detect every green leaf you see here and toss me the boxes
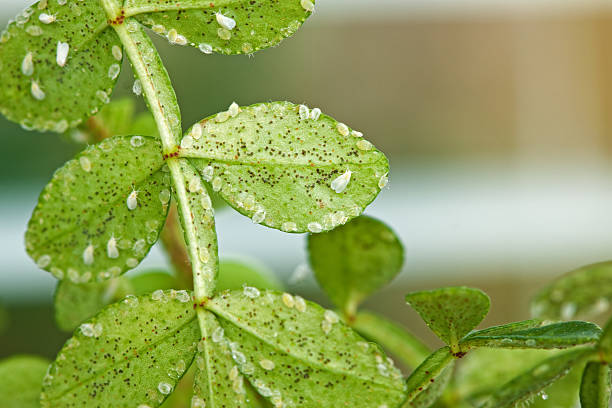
[352,310,431,370]
[25,135,170,283]
[580,362,611,408]
[479,348,592,408]
[531,261,612,321]
[69,98,159,144]
[455,348,583,408]
[184,102,389,234]
[405,287,490,351]
[204,290,407,407]
[192,310,259,407]
[407,362,454,408]
[217,258,283,292]
[0,355,50,408]
[461,319,542,338]
[41,290,199,407]
[0,1,122,133]
[126,0,314,55]
[54,271,179,331]
[308,216,404,316]
[461,321,601,350]
[403,347,454,405]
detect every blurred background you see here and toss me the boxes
[3,0,612,356]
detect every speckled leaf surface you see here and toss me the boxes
[26,136,171,283]
[531,261,612,321]
[0,355,50,408]
[192,310,258,407]
[308,216,403,315]
[126,0,313,55]
[479,348,591,408]
[403,347,454,405]
[41,290,198,407]
[205,290,407,407]
[580,362,611,408]
[406,360,454,408]
[0,1,122,132]
[183,102,389,234]
[352,310,430,370]
[405,287,490,348]
[54,271,179,331]
[461,321,601,350]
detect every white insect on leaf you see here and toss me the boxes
[83,244,94,265]
[126,187,139,211]
[39,13,56,24]
[330,168,352,193]
[30,80,45,100]
[21,52,33,76]
[107,236,119,259]
[56,41,69,67]
[216,12,236,30]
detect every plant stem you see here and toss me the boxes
[160,204,194,288]
[101,6,219,303]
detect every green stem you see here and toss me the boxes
[101,3,218,304]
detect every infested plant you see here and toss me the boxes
[1,1,612,408]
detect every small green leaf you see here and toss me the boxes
[403,347,454,405]
[126,0,314,55]
[461,319,542,338]
[531,261,612,321]
[580,362,611,408]
[217,258,283,292]
[352,310,430,370]
[41,290,199,407]
[0,355,50,408]
[405,287,490,350]
[461,321,601,350]
[54,271,179,331]
[0,1,122,132]
[407,361,454,408]
[479,348,592,408]
[25,136,170,283]
[308,216,404,316]
[184,102,388,234]
[205,290,407,407]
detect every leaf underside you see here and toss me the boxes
[405,287,490,347]
[580,361,612,408]
[205,290,407,407]
[0,355,50,408]
[183,102,389,234]
[41,290,199,408]
[26,136,170,283]
[461,321,601,350]
[128,0,313,55]
[479,348,591,408]
[308,215,404,314]
[531,261,612,321]
[0,0,121,132]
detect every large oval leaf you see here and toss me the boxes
[25,135,170,283]
[0,355,50,408]
[205,290,407,407]
[308,216,404,316]
[183,102,389,234]
[531,261,612,321]
[126,0,313,55]
[0,1,122,132]
[41,290,199,407]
